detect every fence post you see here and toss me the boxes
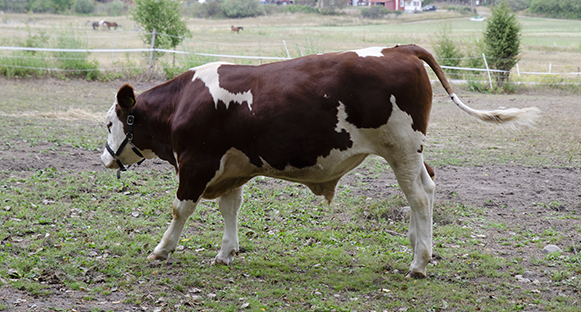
[283,40,290,59]
[482,53,493,89]
[147,29,157,80]
[516,62,520,77]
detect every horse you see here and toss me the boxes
[92,20,105,30]
[231,26,243,34]
[103,21,118,30]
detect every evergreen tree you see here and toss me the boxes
[483,0,521,88]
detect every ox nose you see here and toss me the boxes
[100,153,119,169]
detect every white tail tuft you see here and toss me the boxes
[450,93,540,128]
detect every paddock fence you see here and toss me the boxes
[1,28,580,86]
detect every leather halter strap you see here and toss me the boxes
[105,113,145,178]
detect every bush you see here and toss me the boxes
[74,0,95,14]
[432,23,463,77]
[191,0,224,18]
[361,6,390,19]
[53,29,99,80]
[447,5,473,14]
[506,0,531,11]
[285,4,318,14]
[107,0,125,16]
[0,30,51,78]
[528,0,581,20]
[221,0,265,18]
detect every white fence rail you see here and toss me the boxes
[1,30,580,84]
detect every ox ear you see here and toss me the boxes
[116,84,136,113]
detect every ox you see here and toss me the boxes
[101,44,538,278]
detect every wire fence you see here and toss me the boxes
[1,29,580,85]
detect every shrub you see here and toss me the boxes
[432,23,463,77]
[53,29,99,80]
[0,30,51,78]
[221,0,265,18]
[528,0,581,20]
[506,0,531,12]
[285,4,318,14]
[107,0,125,16]
[191,0,224,18]
[361,6,390,19]
[74,0,95,14]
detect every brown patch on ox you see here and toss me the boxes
[424,162,435,180]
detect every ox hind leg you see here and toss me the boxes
[384,152,435,278]
[214,187,244,265]
[149,197,199,260]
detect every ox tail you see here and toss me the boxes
[411,45,540,127]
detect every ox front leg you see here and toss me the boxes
[148,197,198,260]
[214,187,244,265]
[390,158,435,279]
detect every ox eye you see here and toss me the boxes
[106,121,112,133]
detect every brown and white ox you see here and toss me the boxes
[101,45,538,278]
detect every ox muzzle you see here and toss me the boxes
[105,113,145,178]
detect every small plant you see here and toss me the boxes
[53,29,99,80]
[432,23,463,78]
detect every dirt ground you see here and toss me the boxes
[1,79,581,310]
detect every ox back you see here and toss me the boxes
[101,44,539,278]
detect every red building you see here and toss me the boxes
[367,0,422,11]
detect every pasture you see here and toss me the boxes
[0,9,581,312]
[1,9,581,75]
[1,76,580,311]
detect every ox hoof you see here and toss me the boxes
[213,249,237,265]
[147,252,168,261]
[405,271,426,279]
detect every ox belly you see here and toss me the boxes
[202,147,369,202]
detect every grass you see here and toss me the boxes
[0,10,580,79]
[2,168,578,311]
[0,77,580,310]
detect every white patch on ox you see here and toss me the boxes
[100,101,156,168]
[191,62,254,111]
[344,46,386,58]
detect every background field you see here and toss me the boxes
[0,8,581,312]
[1,8,581,76]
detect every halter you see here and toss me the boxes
[105,112,145,179]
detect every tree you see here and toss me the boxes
[483,0,521,88]
[131,0,190,52]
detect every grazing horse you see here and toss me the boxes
[231,26,243,33]
[103,21,118,30]
[92,20,105,30]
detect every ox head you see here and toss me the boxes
[100,84,152,171]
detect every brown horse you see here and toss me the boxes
[231,26,243,34]
[103,21,118,30]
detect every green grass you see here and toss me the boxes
[0,72,580,310]
[2,168,579,310]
